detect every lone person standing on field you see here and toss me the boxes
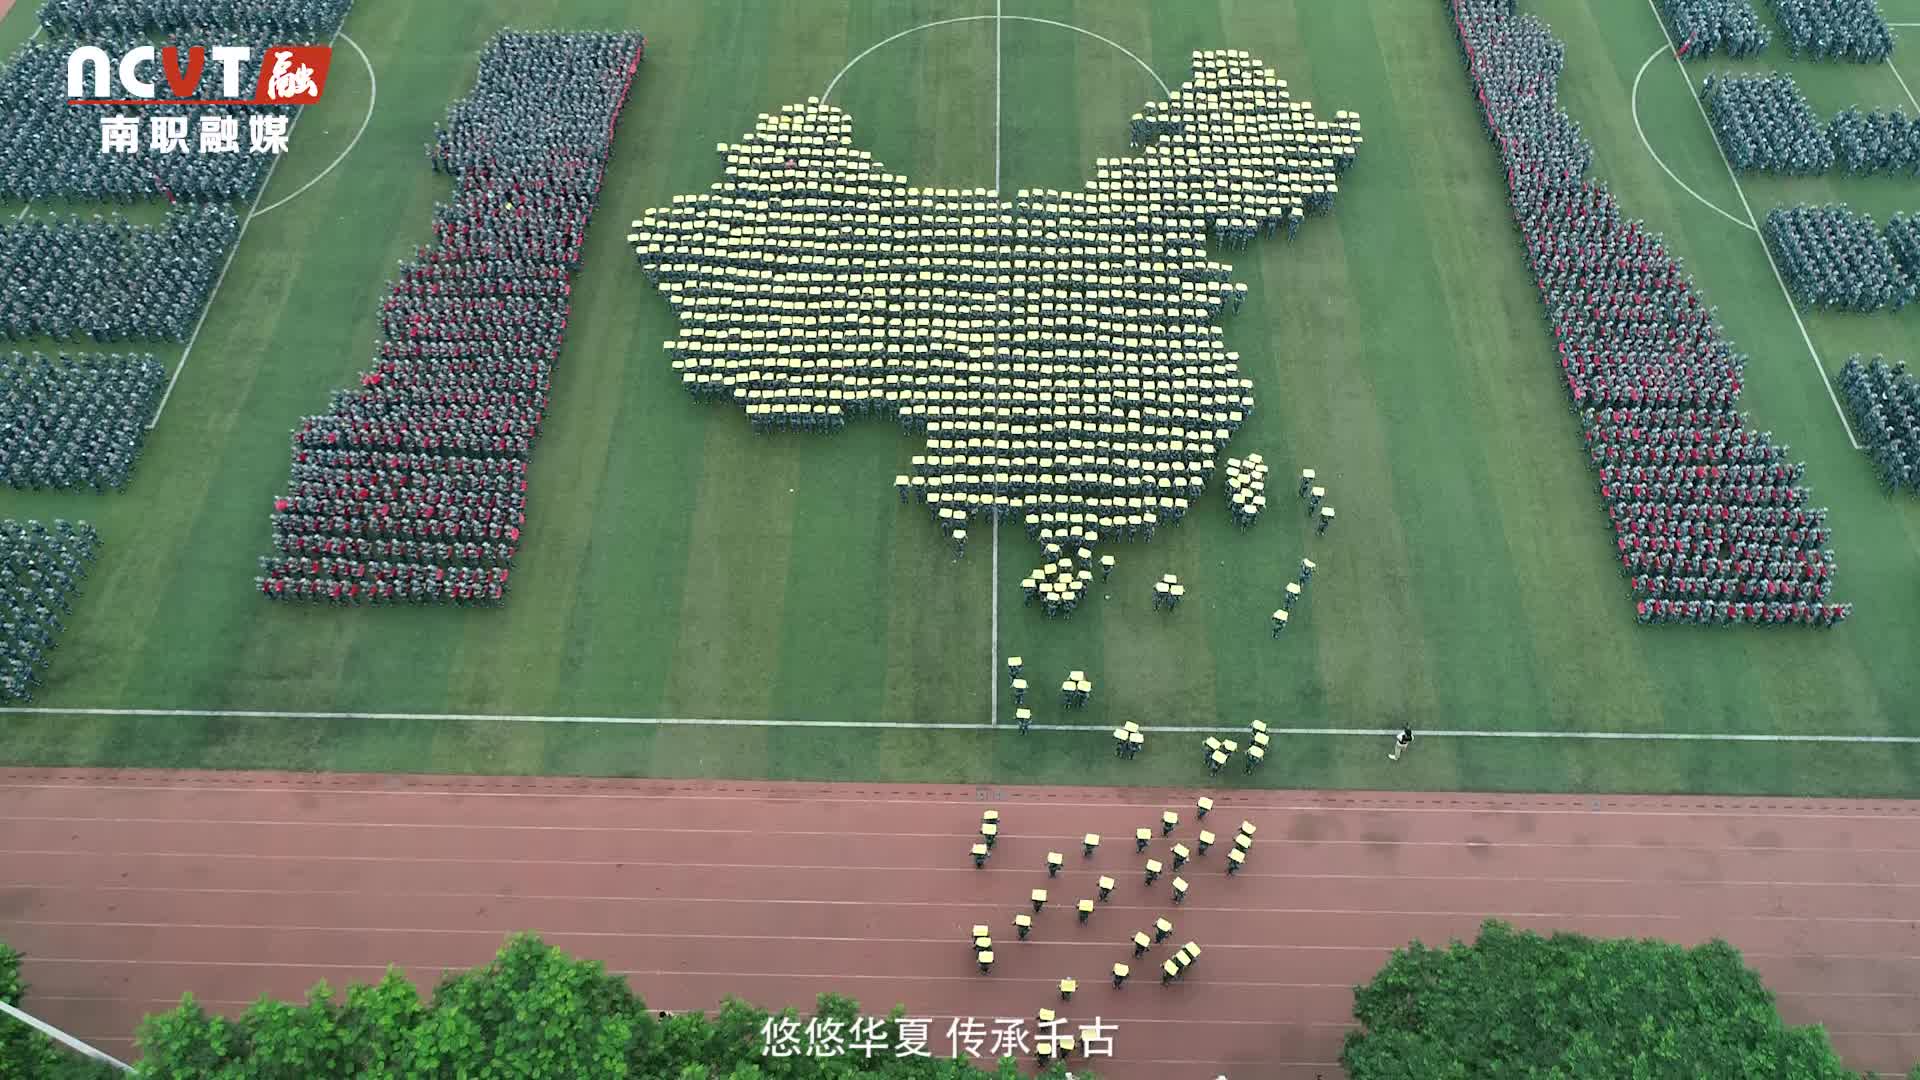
[1389,726,1413,762]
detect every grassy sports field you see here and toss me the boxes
[0,0,1915,796]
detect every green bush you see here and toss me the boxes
[0,943,121,1080]
[135,933,1084,1079]
[1341,919,1863,1079]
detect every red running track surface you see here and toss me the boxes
[0,770,1918,1079]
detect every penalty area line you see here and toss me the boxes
[0,706,1916,743]
[147,25,350,431]
[1642,0,1862,451]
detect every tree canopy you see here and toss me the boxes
[1341,919,1865,1079]
[130,933,1083,1079]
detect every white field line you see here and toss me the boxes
[15,847,1920,880]
[1631,46,1754,232]
[820,14,1168,103]
[147,26,351,430]
[2,705,1918,743]
[993,0,1002,195]
[989,0,1001,727]
[1643,0,1863,450]
[144,161,276,428]
[8,795,1920,822]
[989,522,1000,726]
[1887,55,1920,112]
[251,33,376,219]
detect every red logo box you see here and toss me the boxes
[253,46,331,104]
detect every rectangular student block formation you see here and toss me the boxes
[256,31,646,606]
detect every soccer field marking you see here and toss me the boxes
[1886,55,1920,112]
[145,179,270,429]
[819,14,1170,104]
[989,0,1002,727]
[147,27,351,430]
[1630,46,1755,233]
[1641,1,1864,451]
[2,704,1916,743]
[993,0,1002,195]
[250,33,377,220]
[989,520,1000,726]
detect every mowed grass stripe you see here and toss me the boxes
[904,0,997,727]
[1312,0,1553,739]
[551,5,721,724]
[842,3,998,732]
[848,0,996,729]
[336,4,530,732]
[766,5,899,739]
[1366,0,1657,753]
[771,425,899,728]
[1390,0,1670,740]
[661,2,799,736]
[1237,66,1443,735]
[301,2,466,722]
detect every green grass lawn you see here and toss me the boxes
[0,0,1916,796]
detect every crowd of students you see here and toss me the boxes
[0,351,163,491]
[1661,0,1770,58]
[0,206,237,341]
[1698,71,1920,181]
[256,31,643,605]
[37,0,353,37]
[1881,212,1920,284]
[1701,73,1832,174]
[1828,107,1920,174]
[1450,0,1850,628]
[1764,204,1916,312]
[630,51,1361,598]
[1768,0,1895,62]
[1839,355,1920,497]
[0,519,97,703]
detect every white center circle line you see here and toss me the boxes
[822,15,1169,105]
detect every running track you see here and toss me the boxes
[1,770,1918,1078]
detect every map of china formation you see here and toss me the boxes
[629,50,1362,610]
